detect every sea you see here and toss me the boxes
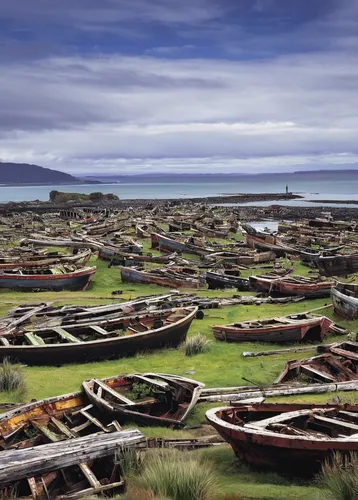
[1,174,358,207]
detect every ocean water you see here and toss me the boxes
[1,176,358,206]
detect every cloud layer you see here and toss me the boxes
[0,0,358,174]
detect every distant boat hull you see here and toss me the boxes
[317,254,358,276]
[120,267,199,289]
[249,275,334,298]
[205,272,250,291]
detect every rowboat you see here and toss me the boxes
[0,307,198,365]
[120,266,201,289]
[249,275,335,298]
[331,283,358,319]
[83,373,204,427]
[212,313,333,343]
[0,265,96,291]
[206,403,358,475]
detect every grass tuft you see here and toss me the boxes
[0,358,27,399]
[116,445,145,479]
[133,449,217,500]
[318,451,358,500]
[184,334,211,356]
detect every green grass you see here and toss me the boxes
[0,242,356,499]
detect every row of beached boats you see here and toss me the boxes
[1,365,358,496]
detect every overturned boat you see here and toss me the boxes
[212,313,333,343]
[83,373,204,427]
[206,403,358,475]
[0,307,198,365]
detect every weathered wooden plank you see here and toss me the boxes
[53,327,81,344]
[0,429,144,485]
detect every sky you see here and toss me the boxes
[1,0,358,176]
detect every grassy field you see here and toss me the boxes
[0,252,355,499]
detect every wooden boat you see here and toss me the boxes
[205,271,250,291]
[0,307,198,365]
[0,265,96,291]
[331,283,358,319]
[206,250,275,266]
[249,275,335,298]
[300,246,345,268]
[120,266,201,289]
[151,233,213,256]
[98,243,143,260]
[212,313,333,343]
[206,403,358,475]
[317,254,358,276]
[83,373,204,427]
[242,224,299,256]
[103,248,177,264]
[0,391,143,497]
[0,248,92,270]
[275,353,358,384]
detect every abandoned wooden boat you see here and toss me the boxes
[107,250,177,265]
[242,224,299,256]
[205,271,250,291]
[0,265,96,291]
[98,243,143,260]
[0,248,92,270]
[317,253,358,276]
[206,250,275,266]
[212,314,333,343]
[300,246,345,268]
[151,233,214,256]
[331,282,358,319]
[275,353,358,384]
[120,266,201,289]
[0,391,143,497]
[249,274,335,298]
[0,307,198,364]
[206,403,358,475]
[83,373,204,427]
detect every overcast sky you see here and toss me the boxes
[1,0,357,175]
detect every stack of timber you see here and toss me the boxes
[0,307,198,364]
[206,403,358,475]
[212,313,333,343]
[0,429,144,497]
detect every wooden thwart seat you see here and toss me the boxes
[52,327,81,343]
[93,379,135,406]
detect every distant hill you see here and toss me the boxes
[0,162,84,185]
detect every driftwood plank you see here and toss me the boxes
[0,429,144,486]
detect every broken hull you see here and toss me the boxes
[206,403,358,476]
[331,285,358,319]
[0,307,197,365]
[213,317,332,343]
[83,374,204,427]
[245,234,297,256]
[205,272,250,291]
[249,276,333,298]
[0,267,96,291]
[120,267,199,289]
[317,254,358,277]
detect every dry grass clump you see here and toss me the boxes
[184,334,211,356]
[0,358,27,398]
[132,449,217,500]
[318,452,358,500]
